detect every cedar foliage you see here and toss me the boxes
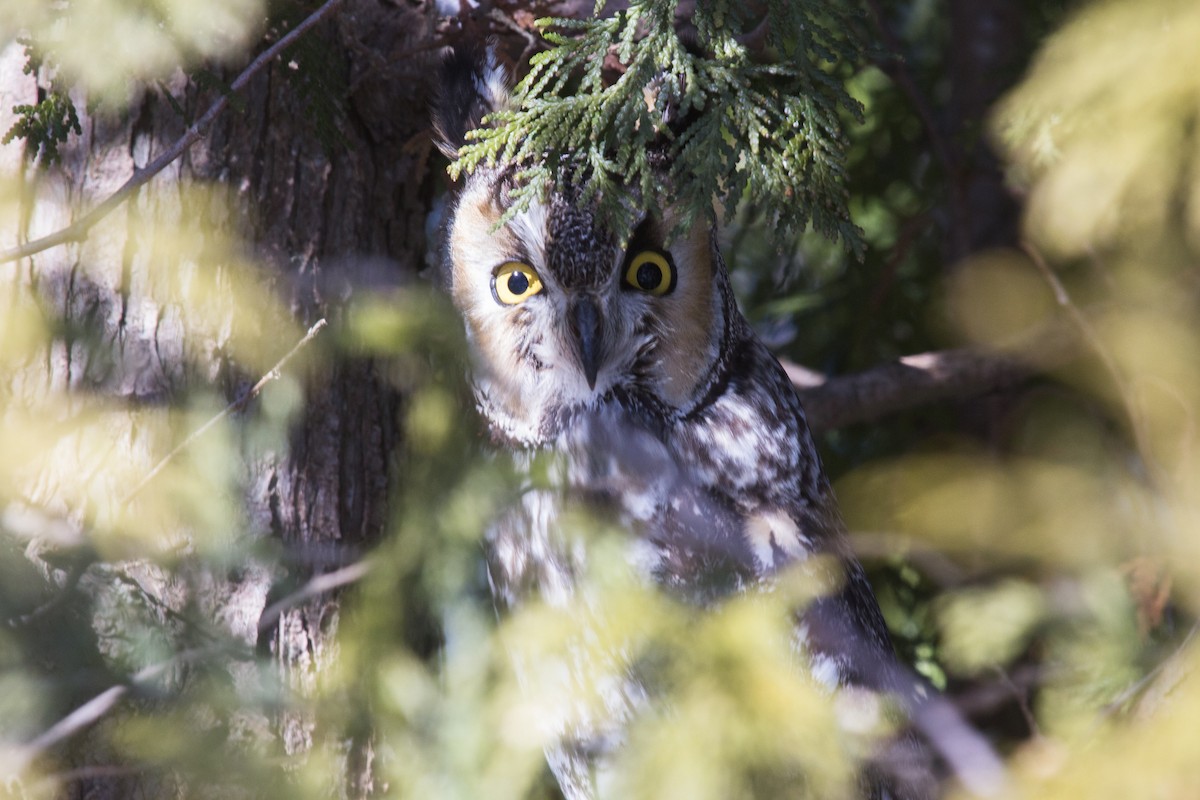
[453,0,867,252]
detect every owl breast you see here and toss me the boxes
[486,332,834,612]
[434,43,932,800]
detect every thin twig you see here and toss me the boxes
[5,558,91,629]
[735,13,771,53]
[866,211,931,315]
[20,647,213,764]
[992,665,1041,738]
[258,560,372,633]
[13,556,370,772]
[848,531,968,588]
[952,664,1044,720]
[121,318,327,505]
[488,8,541,64]
[0,0,347,265]
[1102,619,1199,719]
[1021,241,1159,482]
[909,692,1008,797]
[44,764,148,784]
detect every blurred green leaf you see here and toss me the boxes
[937,579,1047,677]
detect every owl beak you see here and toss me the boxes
[568,297,604,390]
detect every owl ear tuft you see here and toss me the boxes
[433,41,512,160]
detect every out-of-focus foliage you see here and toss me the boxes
[6,0,1200,798]
[0,172,309,779]
[826,0,1200,797]
[993,0,1200,259]
[1,0,266,167]
[0,0,264,103]
[726,0,1200,795]
[0,146,873,800]
[327,401,872,799]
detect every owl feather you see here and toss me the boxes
[429,44,982,800]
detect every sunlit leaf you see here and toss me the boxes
[993,0,1200,258]
[938,579,1047,676]
[3,0,265,105]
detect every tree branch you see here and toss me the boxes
[257,560,372,633]
[16,647,215,771]
[122,318,327,504]
[789,325,1078,432]
[1021,241,1160,485]
[11,556,371,774]
[0,0,347,265]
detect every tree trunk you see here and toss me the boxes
[947,0,1023,260]
[1,3,439,796]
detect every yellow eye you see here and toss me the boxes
[492,262,543,305]
[623,250,675,296]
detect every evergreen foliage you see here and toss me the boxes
[2,93,81,166]
[1,42,81,166]
[7,1,1200,798]
[452,0,867,253]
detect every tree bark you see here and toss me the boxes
[947,0,1023,261]
[2,2,439,796]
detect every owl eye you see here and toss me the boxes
[492,262,544,305]
[623,250,676,296]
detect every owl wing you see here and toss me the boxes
[669,332,901,684]
[672,335,942,798]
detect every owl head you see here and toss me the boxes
[433,46,742,447]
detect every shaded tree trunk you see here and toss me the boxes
[1,2,440,796]
[947,0,1023,259]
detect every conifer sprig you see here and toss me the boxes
[452,0,866,253]
[2,39,82,166]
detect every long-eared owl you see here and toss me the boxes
[432,45,931,800]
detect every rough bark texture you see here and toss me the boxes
[1,3,440,796]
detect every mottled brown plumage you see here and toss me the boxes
[433,45,932,800]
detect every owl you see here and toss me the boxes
[432,45,934,800]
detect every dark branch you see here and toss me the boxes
[788,325,1078,432]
